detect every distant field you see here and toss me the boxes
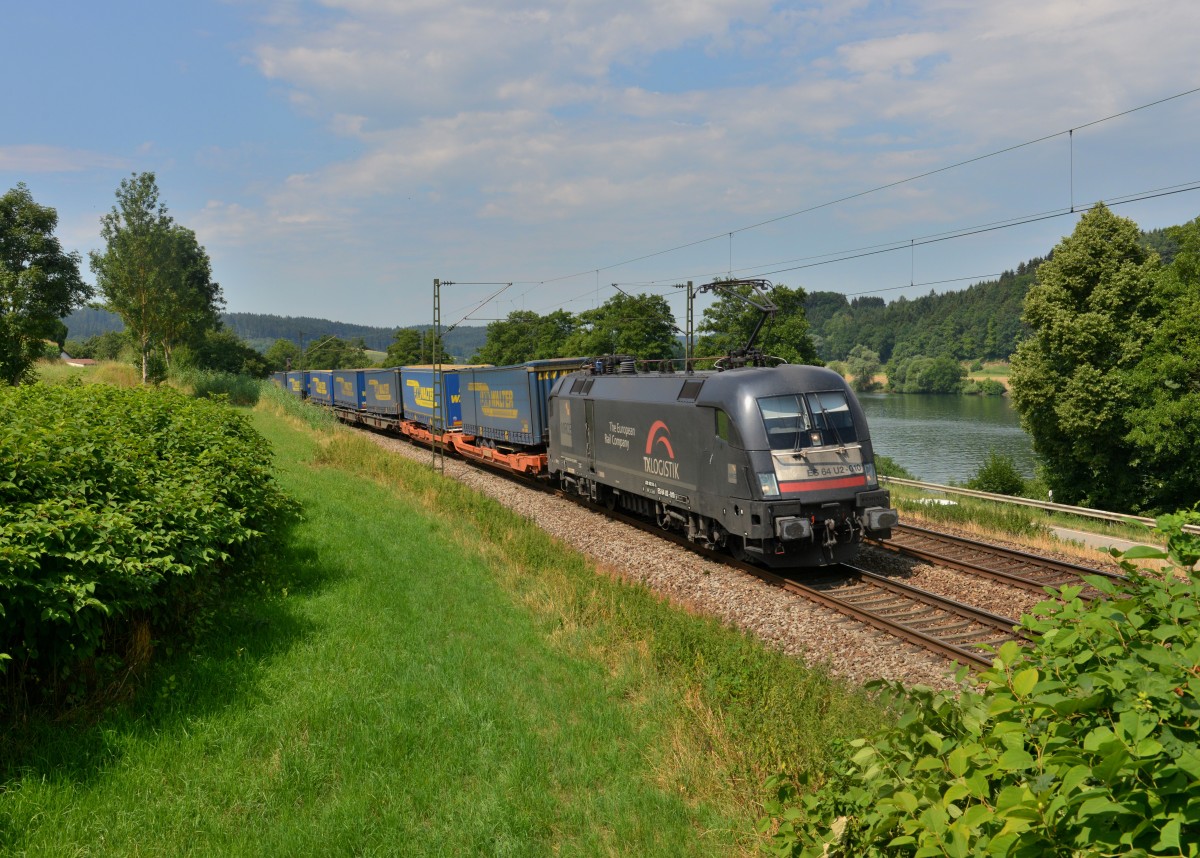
[968,360,1011,384]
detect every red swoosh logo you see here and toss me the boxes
[645,420,675,459]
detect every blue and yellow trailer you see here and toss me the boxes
[457,358,583,446]
[307,370,335,406]
[399,366,464,430]
[285,370,309,399]
[333,369,366,413]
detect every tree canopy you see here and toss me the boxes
[89,172,223,382]
[303,335,367,370]
[1008,204,1197,512]
[697,281,818,366]
[472,310,577,366]
[563,293,677,362]
[0,183,90,384]
[385,327,453,366]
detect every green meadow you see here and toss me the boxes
[2,386,885,855]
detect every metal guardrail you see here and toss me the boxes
[880,476,1200,536]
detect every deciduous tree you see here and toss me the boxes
[473,310,577,364]
[563,293,677,362]
[0,183,89,384]
[1009,204,1161,510]
[697,282,818,365]
[386,327,453,366]
[89,173,223,382]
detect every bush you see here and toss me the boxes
[0,382,294,710]
[171,366,262,406]
[761,511,1200,856]
[963,378,1006,396]
[874,454,916,480]
[966,450,1026,496]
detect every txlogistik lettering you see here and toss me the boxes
[643,456,680,479]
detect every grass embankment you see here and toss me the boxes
[885,480,1157,562]
[2,386,884,855]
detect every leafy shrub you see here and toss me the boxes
[171,366,262,406]
[875,455,916,480]
[962,378,1006,396]
[761,512,1200,856]
[886,355,966,394]
[0,382,294,709]
[966,450,1026,496]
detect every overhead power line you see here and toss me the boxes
[525,86,1200,288]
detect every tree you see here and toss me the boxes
[0,183,90,384]
[156,226,224,367]
[474,310,577,365]
[562,293,677,362]
[89,172,223,382]
[1122,216,1200,511]
[386,327,453,366]
[1009,204,1161,510]
[698,282,817,365]
[303,335,367,370]
[264,338,301,372]
[845,345,882,392]
[187,329,270,377]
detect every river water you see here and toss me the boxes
[857,393,1037,486]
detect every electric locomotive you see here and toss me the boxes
[548,358,896,567]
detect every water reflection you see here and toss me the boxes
[857,393,1037,485]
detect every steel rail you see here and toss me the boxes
[870,523,1126,595]
[881,476,1200,536]
[551,497,1019,670]
[344,420,1019,669]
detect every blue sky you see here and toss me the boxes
[3,0,1198,330]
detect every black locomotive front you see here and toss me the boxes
[548,362,896,568]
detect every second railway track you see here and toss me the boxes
[870,523,1126,596]
[571,496,1025,670]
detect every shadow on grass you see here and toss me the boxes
[0,524,338,786]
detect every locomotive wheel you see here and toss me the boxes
[603,491,618,511]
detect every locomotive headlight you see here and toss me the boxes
[757,473,779,497]
[864,462,878,488]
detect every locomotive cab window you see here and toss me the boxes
[714,408,743,447]
[756,395,813,451]
[807,391,859,444]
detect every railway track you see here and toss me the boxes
[785,565,1023,671]
[869,523,1126,596]
[577,499,1023,670]
[352,423,1027,670]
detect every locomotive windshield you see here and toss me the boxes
[757,391,859,450]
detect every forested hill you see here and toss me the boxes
[805,225,1183,364]
[804,260,1042,364]
[64,308,488,361]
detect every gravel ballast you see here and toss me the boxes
[354,429,1080,691]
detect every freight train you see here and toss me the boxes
[272,355,897,568]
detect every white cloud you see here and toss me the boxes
[205,0,1200,320]
[0,145,127,173]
